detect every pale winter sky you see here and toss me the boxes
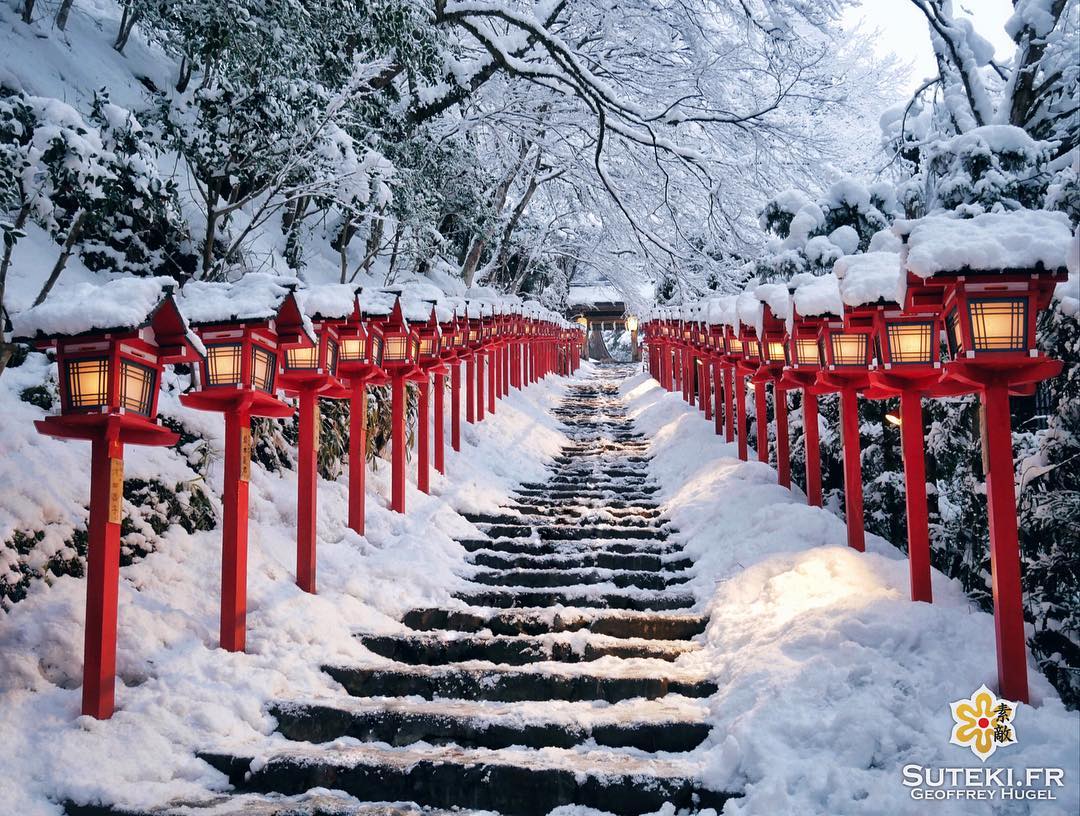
[846,0,1017,92]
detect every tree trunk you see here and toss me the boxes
[176,55,193,93]
[21,0,35,25]
[338,214,352,283]
[55,0,75,30]
[461,238,486,288]
[0,203,31,338]
[201,179,220,279]
[33,209,88,307]
[114,3,141,53]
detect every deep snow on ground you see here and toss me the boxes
[620,369,1079,816]
[0,355,570,815]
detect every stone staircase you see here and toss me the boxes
[76,365,737,816]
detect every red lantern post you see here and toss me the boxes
[781,290,828,509]
[173,277,296,655]
[16,280,200,718]
[414,304,447,493]
[897,211,1070,702]
[276,289,353,594]
[379,297,421,514]
[753,289,793,488]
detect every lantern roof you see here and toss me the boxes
[790,273,843,323]
[834,252,904,308]
[273,290,319,346]
[176,273,298,326]
[754,283,791,334]
[704,295,738,329]
[12,276,204,357]
[736,290,762,334]
[895,210,1073,279]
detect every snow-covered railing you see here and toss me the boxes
[12,275,586,720]
[639,210,1074,706]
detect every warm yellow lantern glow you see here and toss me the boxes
[206,344,242,386]
[885,412,902,427]
[887,322,934,364]
[384,335,408,362]
[831,333,868,367]
[625,315,639,333]
[371,335,385,365]
[575,316,588,330]
[727,337,743,354]
[119,360,155,416]
[795,338,818,367]
[766,341,786,363]
[251,346,276,393]
[285,345,319,370]
[969,298,1027,351]
[66,357,110,410]
[339,337,367,362]
[419,336,438,358]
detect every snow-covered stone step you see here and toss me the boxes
[270,695,711,752]
[401,607,710,640]
[463,510,663,528]
[195,740,738,814]
[473,520,670,540]
[500,502,663,520]
[67,791,457,816]
[454,586,695,612]
[513,488,660,501]
[468,549,694,573]
[467,566,691,590]
[359,630,697,666]
[322,662,718,703]
[456,537,683,557]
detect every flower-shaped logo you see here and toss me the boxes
[949,685,1018,761]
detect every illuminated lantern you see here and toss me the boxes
[753,285,793,488]
[805,273,872,553]
[276,287,351,594]
[335,290,387,537]
[782,277,829,509]
[895,210,1071,703]
[14,278,200,719]
[177,274,296,654]
[626,314,640,362]
[379,295,421,514]
[835,252,946,605]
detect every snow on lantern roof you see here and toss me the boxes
[705,295,739,328]
[176,273,299,325]
[296,284,360,321]
[11,277,202,354]
[895,210,1073,279]
[754,283,791,333]
[358,288,395,317]
[790,273,843,320]
[736,290,762,333]
[834,252,905,308]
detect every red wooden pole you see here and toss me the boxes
[417,374,430,493]
[982,383,1029,703]
[466,355,476,424]
[803,391,823,507]
[754,380,769,464]
[703,360,713,421]
[900,390,932,603]
[220,405,251,653]
[735,374,748,461]
[775,385,790,488]
[502,343,510,396]
[713,362,723,435]
[451,362,462,450]
[296,388,318,594]
[840,387,866,552]
[347,386,367,535]
[488,348,496,414]
[434,372,446,475]
[723,365,734,443]
[477,352,486,421]
[391,374,406,514]
[82,428,123,718]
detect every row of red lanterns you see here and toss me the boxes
[642,259,1065,705]
[15,279,585,719]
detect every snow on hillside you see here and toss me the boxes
[620,372,1079,816]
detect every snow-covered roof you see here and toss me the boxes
[296,284,359,320]
[791,273,843,320]
[754,283,791,330]
[13,276,186,339]
[736,290,762,333]
[834,252,904,308]
[176,273,298,325]
[896,210,1073,279]
[705,295,738,328]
